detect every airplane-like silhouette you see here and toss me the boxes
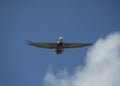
[28,37,92,54]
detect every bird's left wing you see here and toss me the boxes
[28,42,57,49]
[63,43,92,48]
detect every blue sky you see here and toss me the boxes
[0,0,120,86]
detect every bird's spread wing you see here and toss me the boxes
[63,43,92,48]
[28,42,57,49]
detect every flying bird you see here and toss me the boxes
[28,37,92,55]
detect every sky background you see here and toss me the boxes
[0,0,120,86]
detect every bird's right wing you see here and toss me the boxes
[28,41,57,49]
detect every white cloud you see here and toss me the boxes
[44,32,120,86]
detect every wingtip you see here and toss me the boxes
[89,43,93,45]
[27,41,33,45]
